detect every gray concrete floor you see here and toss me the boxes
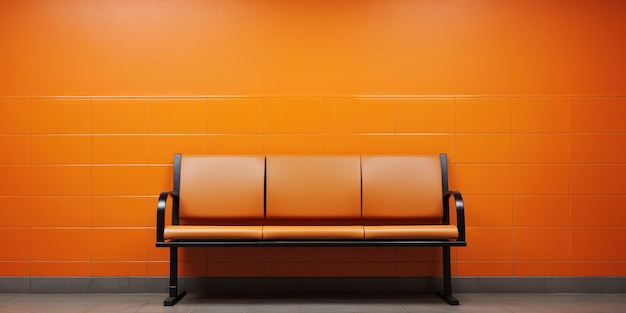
[0,293,624,313]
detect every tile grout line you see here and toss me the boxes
[89,97,94,277]
[29,98,33,282]
[510,97,515,276]
[567,96,573,276]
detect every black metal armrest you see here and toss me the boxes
[156,190,179,243]
[444,190,466,242]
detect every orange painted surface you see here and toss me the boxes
[463,196,513,227]
[207,135,264,154]
[514,262,571,277]
[31,262,90,277]
[264,99,325,134]
[92,100,149,134]
[92,228,148,261]
[3,1,626,96]
[0,0,625,278]
[30,229,90,261]
[456,134,511,163]
[334,134,395,154]
[335,99,395,133]
[571,134,626,163]
[0,228,30,261]
[206,247,265,262]
[0,166,30,196]
[511,99,569,133]
[0,136,31,165]
[512,134,569,164]
[147,166,174,196]
[31,197,91,227]
[570,99,626,133]
[91,262,147,277]
[92,136,148,164]
[457,228,513,261]
[264,134,325,154]
[570,196,626,227]
[571,228,626,261]
[513,196,570,227]
[0,197,30,227]
[148,135,208,163]
[396,261,444,277]
[31,166,91,196]
[0,100,31,133]
[207,99,264,133]
[513,165,569,195]
[148,100,208,134]
[395,247,441,262]
[0,262,30,276]
[91,166,148,196]
[32,136,91,165]
[457,261,513,276]
[455,99,512,133]
[513,228,571,261]
[395,134,455,159]
[455,164,513,195]
[572,262,626,276]
[395,99,455,133]
[4,109,626,277]
[31,100,91,134]
[91,197,149,227]
[571,165,626,195]
[207,262,266,277]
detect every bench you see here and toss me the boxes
[156,153,466,306]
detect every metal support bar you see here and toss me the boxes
[164,247,187,306]
[437,246,459,305]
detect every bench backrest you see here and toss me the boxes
[173,154,447,222]
[266,155,361,219]
[361,155,444,220]
[177,155,265,219]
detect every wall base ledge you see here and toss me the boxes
[0,277,624,294]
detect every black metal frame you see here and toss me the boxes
[156,153,466,306]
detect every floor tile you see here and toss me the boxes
[0,293,623,313]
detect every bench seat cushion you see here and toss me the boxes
[364,225,458,240]
[263,226,364,240]
[164,226,263,240]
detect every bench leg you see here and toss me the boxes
[437,246,460,305]
[164,247,187,306]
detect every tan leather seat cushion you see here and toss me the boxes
[364,225,458,240]
[165,225,456,240]
[164,225,263,240]
[362,155,444,220]
[263,226,364,240]
[266,155,361,219]
[178,155,265,219]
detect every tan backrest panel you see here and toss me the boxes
[362,155,443,219]
[266,155,361,219]
[179,155,265,219]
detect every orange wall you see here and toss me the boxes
[2,0,626,96]
[1,0,625,278]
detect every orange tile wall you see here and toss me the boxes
[1,0,625,278]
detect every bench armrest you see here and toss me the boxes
[444,190,466,242]
[156,190,179,243]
